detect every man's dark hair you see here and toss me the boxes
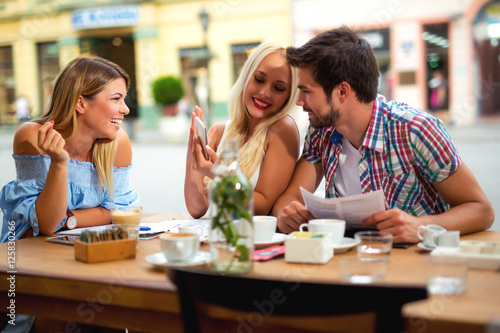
[286,26,379,104]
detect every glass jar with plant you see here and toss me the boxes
[209,139,253,275]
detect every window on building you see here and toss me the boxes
[360,29,392,100]
[0,46,14,125]
[231,43,260,83]
[473,2,500,116]
[423,23,449,113]
[179,47,209,112]
[37,42,60,115]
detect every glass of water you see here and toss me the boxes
[338,257,387,284]
[355,231,393,261]
[422,255,468,295]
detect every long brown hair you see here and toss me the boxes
[35,56,130,195]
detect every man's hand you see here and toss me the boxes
[277,201,315,233]
[363,208,421,243]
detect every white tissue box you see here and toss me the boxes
[285,232,333,264]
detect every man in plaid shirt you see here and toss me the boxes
[273,26,494,243]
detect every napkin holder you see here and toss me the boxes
[74,238,136,263]
[285,232,333,264]
[430,240,500,270]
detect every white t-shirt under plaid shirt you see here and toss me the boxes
[302,95,461,217]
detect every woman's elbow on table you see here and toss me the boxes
[35,208,66,236]
[185,196,209,219]
[37,222,58,237]
[187,209,207,220]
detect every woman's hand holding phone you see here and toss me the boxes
[195,116,209,160]
[189,106,218,179]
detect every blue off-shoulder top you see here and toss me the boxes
[0,154,139,242]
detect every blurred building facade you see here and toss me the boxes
[294,0,500,124]
[0,0,499,128]
[0,0,292,128]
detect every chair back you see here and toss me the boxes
[168,267,427,333]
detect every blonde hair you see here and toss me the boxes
[206,41,298,188]
[36,56,130,196]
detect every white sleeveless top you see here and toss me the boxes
[248,158,262,190]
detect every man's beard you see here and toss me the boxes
[306,102,340,128]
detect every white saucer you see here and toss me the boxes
[417,242,435,252]
[145,251,211,268]
[332,237,360,254]
[254,233,286,248]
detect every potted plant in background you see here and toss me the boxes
[151,75,189,143]
[152,75,184,116]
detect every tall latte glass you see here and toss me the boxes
[111,206,143,225]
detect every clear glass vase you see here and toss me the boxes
[209,139,253,275]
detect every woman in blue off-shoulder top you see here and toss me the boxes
[0,56,139,244]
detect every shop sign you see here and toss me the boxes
[231,43,260,54]
[361,29,390,51]
[179,47,207,58]
[72,5,139,30]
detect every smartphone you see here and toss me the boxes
[194,116,209,160]
[46,235,79,246]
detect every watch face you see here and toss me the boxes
[67,216,77,229]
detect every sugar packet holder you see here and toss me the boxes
[74,238,136,263]
[284,232,333,264]
[79,227,128,243]
[74,227,136,263]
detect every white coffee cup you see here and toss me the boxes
[160,233,200,262]
[178,224,204,235]
[299,219,346,246]
[253,216,277,243]
[417,224,446,248]
[437,230,460,248]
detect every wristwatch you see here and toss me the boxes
[65,209,77,230]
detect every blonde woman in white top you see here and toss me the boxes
[184,41,300,218]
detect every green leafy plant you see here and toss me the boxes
[211,175,252,266]
[151,75,184,106]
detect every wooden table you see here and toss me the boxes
[0,214,185,332]
[1,214,499,332]
[401,231,500,333]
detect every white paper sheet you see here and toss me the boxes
[300,187,386,228]
[139,220,192,234]
[158,219,211,234]
[55,220,194,236]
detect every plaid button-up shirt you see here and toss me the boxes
[303,95,461,216]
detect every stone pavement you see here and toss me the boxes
[1,116,499,231]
